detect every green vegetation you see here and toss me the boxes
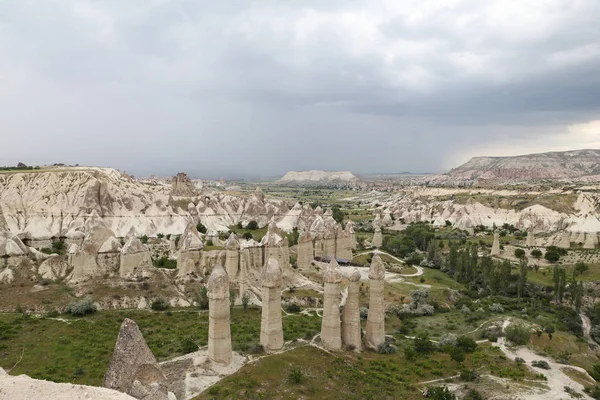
[152,257,177,269]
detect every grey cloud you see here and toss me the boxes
[0,0,599,177]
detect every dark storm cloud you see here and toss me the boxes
[0,0,599,177]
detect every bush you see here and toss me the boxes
[197,287,209,310]
[505,323,531,345]
[196,222,207,234]
[140,235,149,244]
[243,232,253,240]
[464,389,484,400]
[377,343,397,354]
[180,336,198,353]
[531,249,542,259]
[64,299,97,316]
[414,333,434,354]
[246,221,259,230]
[425,386,456,400]
[288,368,305,384]
[152,257,177,269]
[438,333,458,347]
[515,357,526,364]
[286,303,301,313]
[449,347,465,363]
[514,248,526,259]
[489,303,504,313]
[460,369,480,382]
[151,297,170,311]
[532,360,550,370]
[360,307,369,320]
[456,336,477,353]
[461,305,471,315]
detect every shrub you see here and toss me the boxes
[464,389,484,400]
[460,369,480,382]
[65,299,97,316]
[286,303,301,313]
[505,323,531,345]
[206,239,214,246]
[438,333,458,347]
[359,307,369,320]
[242,292,250,310]
[243,232,253,240]
[414,333,434,354]
[197,287,209,310]
[180,336,198,353]
[152,257,177,269]
[456,336,477,353]
[377,343,397,354]
[515,357,526,364]
[196,222,207,234]
[514,248,526,259]
[449,347,465,363]
[531,249,542,259]
[288,368,305,384]
[246,221,259,230]
[461,305,471,314]
[425,386,456,400]
[489,303,504,313]
[140,235,149,244]
[532,360,550,370]
[151,297,170,311]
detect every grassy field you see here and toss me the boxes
[194,340,540,400]
[0,308,321,387]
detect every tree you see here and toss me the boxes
[531,249,542,259]
[243,232,253,240]
[505,323,531,345]
[574,262,590,277]
[246,220,259,230]
[572,280,584,312]
[514,248,526,259]
[196,222,207,234]
[331,206,345,224]
[518,259,528,300]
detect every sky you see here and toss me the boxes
[1,0,600,179]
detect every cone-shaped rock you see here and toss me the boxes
[260,256,284,351]
[103,318,167,397]
[526,229,535,247]
[365,255,386,350]
[208,264,232,365]
[342,268,362,351]
[558,231,571,249]
[321,258,343,350]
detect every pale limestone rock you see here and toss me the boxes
[260,257,284,352]
[323,228,337,258]
[584,233,599,249]
[170,172,196,197]
[321,258,342,350]
[297,232,313,269]
[526,230,535,247]
[365,255,386,350]
[345,221,357,250]
[120,237,153,279]
[104,318,168,399]
[224,234,240,280]
[177,223,204,276]
[575,232,586,245]
[491,233,500,256]
[342,268,362,351]
[558,231,572,249]
[372,227,383,248]
[336,225,353,260]
[208,264,232,365]
[39,255,72,280]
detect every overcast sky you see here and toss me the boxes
[1,1,600,178]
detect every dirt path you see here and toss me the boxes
[493,318,595,400]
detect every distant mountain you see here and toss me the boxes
[448,149,600,181]
[277,170,358,183]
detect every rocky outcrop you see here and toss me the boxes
[365,255,385,350]
[120,237,152,279]
[372,227,383,249]
[104,318,169,400]
[297,232,313,269]
[170,172,197,197]
[208,264,232,366]
[558,231,572,249]
[224,234,240,280]
[1,367,135,400]
[321,258,342,350]
[260,257,284,352]
[491,233,500,256]
[526,229,535,247]
[277,170,358,184]
[342,268,361,351]
[39,255,71,281]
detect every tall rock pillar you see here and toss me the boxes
[260,256,284,352]
[224,234,240,280]
[342,268,362,351]
[297,232,313,270]
[365,255,386,350]
[526,229,535,247]
[491,233,500,256]
[321,258,343,350]
[373,227,383,248]
[207,264,232,366]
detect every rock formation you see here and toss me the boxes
[323,228,337,258]
[170,172,197,197]
[335,225,353,260]
[70,215,119,282]
[104,318,169,400]
[207,264,232,365]
[177,223,204,276]
[260,256,284,352]
[526,229,535,247]
[342,268,362,351]
[120,237,152,279]
[491,233,500,256]
[372,227,383,248]
[558,231,572,249]
[365,255,386,350]
[320,258,342,350]
[224,234,240,280]
[297,231,313,269]
[584,233,599,249]
[38,255,72,281]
